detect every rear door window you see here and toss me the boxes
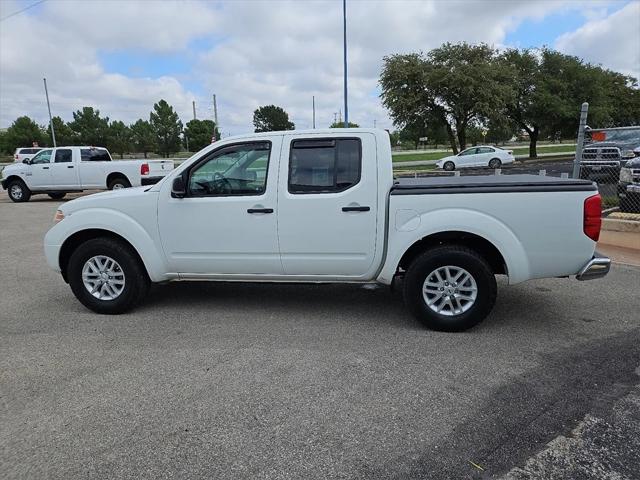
[288,138,361,194]
[81,149,111,161]
[54,149,73,163]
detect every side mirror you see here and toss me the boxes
[171,176,186,198]
[23,158,31,164]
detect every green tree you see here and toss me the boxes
[150,99,183,157]
[47,116,77,146]
[253,105,295,132]
[4,116,47,153]
[69,107,109,146]
[183,119,218,152]
[130,119,156,158]
[329,121,360,128]
[107,121,132,159]
[380,43,512,153]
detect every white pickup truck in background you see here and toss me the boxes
[1,146,173,202]
[44,129,610,331]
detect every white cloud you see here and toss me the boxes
[1,0,637,136]
[555,2,640,80]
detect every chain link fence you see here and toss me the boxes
[577,126,640,214]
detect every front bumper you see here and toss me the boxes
[576,252,611,281]
[141,176,165,186]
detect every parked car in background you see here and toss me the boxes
[585,126,640,160]
[1,146,174,202]
[617,147,640,213]
[579,145,623,180]
[581,126,640,180]
[13,147,43,163]
[44,129,608,332]
[435,146,514,171]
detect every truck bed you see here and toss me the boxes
[391,174,596,195]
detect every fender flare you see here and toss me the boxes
[51,208,169,282]
[380,208,530,284]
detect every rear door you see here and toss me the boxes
[476,147,494,166]
[50,148,79,188]
[78,148,111,188]
[277,133,378,277]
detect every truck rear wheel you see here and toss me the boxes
[403,245,497,331]
[67,237,150,314]
[108,177,131,190]
[7,179,31,202]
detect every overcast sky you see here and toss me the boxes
[0,0,638,136]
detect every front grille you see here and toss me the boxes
[581,147,621,162]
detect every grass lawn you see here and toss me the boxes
[392,144,575,163]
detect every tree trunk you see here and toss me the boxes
[446,123,458,154]
[529,126,539,158]
[143,151,148,159]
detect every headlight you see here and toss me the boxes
[621,150,635,158]
[53,210,65,223]
[620,167,633,183]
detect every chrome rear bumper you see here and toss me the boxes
[576,252,611,281]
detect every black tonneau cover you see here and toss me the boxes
[391,174,596,195]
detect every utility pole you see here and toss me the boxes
[212,94,219,140]
[342,0,348,128]
[333,112,338,125]
[43,78,56,147]
[312,96,316,129]
[573,102,589,179]
[192,101,196,120]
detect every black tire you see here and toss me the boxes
[67,237,150,314]
[443,161,455,171]
[107,177,131,190]
[488,158,502,169]
[48,192,66,200]
[7,179,31,202]
[403,245,497,332]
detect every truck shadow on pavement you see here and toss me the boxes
[141,278,558,333]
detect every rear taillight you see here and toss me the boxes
[140,163,149,176]
[14,154,18,160]
[583,194,602,242]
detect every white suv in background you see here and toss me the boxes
[13,147,43,163]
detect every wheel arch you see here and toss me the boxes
[59,229,144,282]
[106,172,131,188]
[397,231,507,276]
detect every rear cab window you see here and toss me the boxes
[81,148,112,162]
[54,149,73,163]
[288,138,361,193]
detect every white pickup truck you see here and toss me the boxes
[1,146,173,202]
[44,129,610,331]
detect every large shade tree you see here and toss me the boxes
[183,119,218,152]
[130,119,156,158]
[253,105,295,132]
[3,116,47,152]
[69,107,109,147]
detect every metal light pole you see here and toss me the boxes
[43,77,56,147]
[312,96,316,129]
[573,102,589,179]
[213,94,219,140]
[342,0,348,128]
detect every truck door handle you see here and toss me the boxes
[67,165,74,169]
[247,208,273,214]
[342,206,370,212]
[43,166,49,169]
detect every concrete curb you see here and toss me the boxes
[600,218,640,250]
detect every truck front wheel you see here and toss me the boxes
[7,179,31,202]
[403,245,497,331]
[67,237,150,314]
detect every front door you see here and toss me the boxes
[157,137,283,275]
[50,148,78,188]
[27,149,53,187]
[277,133,378,277]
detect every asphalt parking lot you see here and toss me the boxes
[1,191,639,479]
